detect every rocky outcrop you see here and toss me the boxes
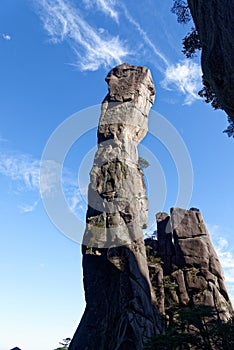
[146,208,233,321]
[187,0,234,122]
[69,64,161,350]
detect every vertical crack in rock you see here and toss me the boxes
[69,63,161,350]
[147,208,233,322]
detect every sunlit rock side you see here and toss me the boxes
[69,63,161,350]
[147,208,233,321]
[188,0,234,122]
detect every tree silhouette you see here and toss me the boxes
[171,0,191,24]
[198,78,222,110]
[139,156,150,169]
[54,337,71,350]
[182,28,202,58]
[223,117,234,137]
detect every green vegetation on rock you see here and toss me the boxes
[171,0,234,137]
[145,305,234,350]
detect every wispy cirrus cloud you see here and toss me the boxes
[35,0,202,104]
[120,3,169,72]
[118,3,201,104]
[0,152,40,212]
[0,153,40,191]
[83,0,119,22]
[19,200,40,213]
[36,0,128,70]
[0,151,86,216]
[161,59,202,105]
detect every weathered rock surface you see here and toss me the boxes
[69,64,161,350]
[146,208,233,321]
[188,0,234,122]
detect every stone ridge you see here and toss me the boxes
[69,64,161,350]
[188,0,234,122]
[146,208,233,320]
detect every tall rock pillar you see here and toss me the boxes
[69,63,161,350]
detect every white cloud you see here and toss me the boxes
[205,224,234,305]
[36,0,202,104]
[119,4,202,104]
[0,153,40,191]
[19,200,40,213]
[0,151,86,217]
[39,160,62,195]
[0,152,41,212]
[208,224,234,285]
[64,186,86,217]
[37,0,128,71]
[218,251,234,270]
[120,3,169,72]
[96,0,119,22]
[1,33,11,41]
[83,0,119,22]
[161,59,202,105]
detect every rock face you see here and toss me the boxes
[188,0,234,122]
[146,208,233,321]
[69,63,161,350]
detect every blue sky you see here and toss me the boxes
[1,1,234,349]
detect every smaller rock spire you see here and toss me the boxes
[147,207,233,321]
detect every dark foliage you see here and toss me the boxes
[182,28,202,58]
[139,156,150,169]
[197,69,234,139]
[198,78,223,110]
[145,305,234,350]
[54,337,71,350]
[171,1,234,137]
[171,3,218,111]
[171,0,191,24]
[223,117,234,137]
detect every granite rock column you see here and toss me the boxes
[69,63,161,350]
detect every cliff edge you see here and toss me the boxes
[188,0,234,122]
